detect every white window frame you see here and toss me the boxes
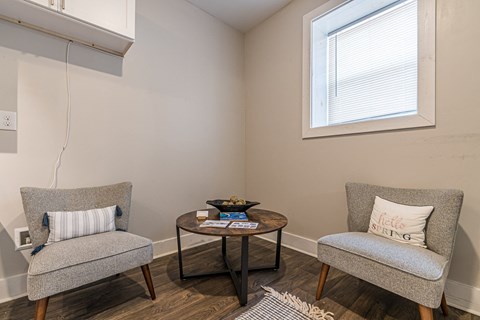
[302,0,436,139]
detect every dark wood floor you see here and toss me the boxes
[0,237,478,320]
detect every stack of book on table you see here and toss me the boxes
[219,212,248,221]
[199,212,258,229]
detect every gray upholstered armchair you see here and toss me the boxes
[316,182,463,320]
[20,182,156,320]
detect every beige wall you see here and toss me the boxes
[0,56,17,153]
[245,0,480,289]
[0,0,245,284]
[1,0,479,303]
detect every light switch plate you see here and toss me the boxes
[0,110,17,131]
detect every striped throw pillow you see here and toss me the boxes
[46,205,116,245]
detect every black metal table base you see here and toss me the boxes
[176,227,283,306]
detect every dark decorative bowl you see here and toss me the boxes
[206,200,260,213]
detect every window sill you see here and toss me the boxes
[302,113,435,139]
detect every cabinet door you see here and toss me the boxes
[60,0,135,39]
[25,0,58,11]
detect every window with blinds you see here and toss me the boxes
[302,0,435,139]
[326,0,417,126]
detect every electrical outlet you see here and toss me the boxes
[0,110,17,131]
[14,227,32,251]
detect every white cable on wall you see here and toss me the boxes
[49,40,73,189]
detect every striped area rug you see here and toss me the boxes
[235,287,334,320]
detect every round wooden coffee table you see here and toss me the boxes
[176,208,288,306]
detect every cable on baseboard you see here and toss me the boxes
[49,40,73,189]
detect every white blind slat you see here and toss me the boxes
[327,0,418,125]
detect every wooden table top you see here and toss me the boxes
[176,208,288,237]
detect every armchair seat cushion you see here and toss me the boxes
[27,231,153,300]
[318,232,449,308]
[318,232,447,281]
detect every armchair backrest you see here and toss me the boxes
[345,182,463,259]
[21,182,132,248]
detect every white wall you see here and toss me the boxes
[245,0,480,299]
[0,0,245,299]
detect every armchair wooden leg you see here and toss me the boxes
[418,304,433,320]
[441,292,449,316]
[316,263,330,300]
[141,264,156,300]
[35,297,49,320]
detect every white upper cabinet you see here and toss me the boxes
[24,0,57,10]
[59,0,134,39]
[0,0,135,56]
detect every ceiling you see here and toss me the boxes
[186,0,293,33]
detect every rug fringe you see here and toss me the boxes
[262,286,334,320]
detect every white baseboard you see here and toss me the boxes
[0,231,478,316]
[256,231,317,257]
[152,232,219,259]
[0,272,27,304]
[445,279,480,316]
[258,231,480,316]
